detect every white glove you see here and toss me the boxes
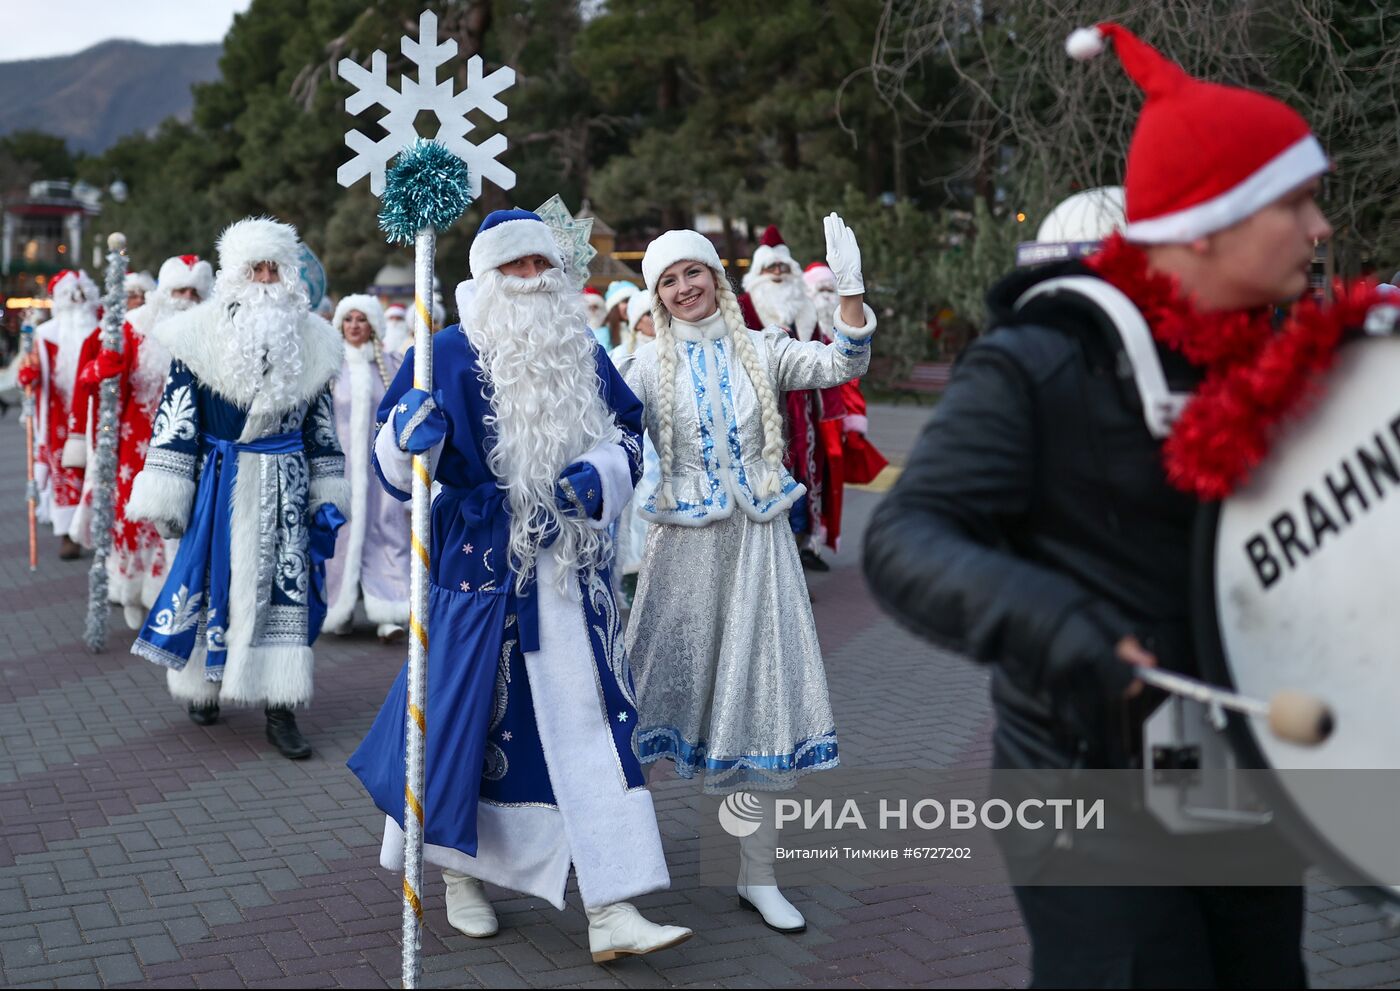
[823,212,864,296]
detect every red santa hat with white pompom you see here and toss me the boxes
[1066,23,1329,244]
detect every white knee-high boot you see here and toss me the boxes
[736,792,806,933]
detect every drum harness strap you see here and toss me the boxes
[1016,276,1191,440]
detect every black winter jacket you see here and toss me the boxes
[864,262,1206,770]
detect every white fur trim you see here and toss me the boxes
[216,217,302,280]
[379,554,670,909]
[323,356,372,632]
[372,419,442,500]
[833,302,878,341]
[626,291,651,332]
[454,280,476,330]
[469,218,565,280]
[332,294,386,340]
[125,271,157,295]
[156,255,214,298]
[310,476,350,516]
[845,413,869,434]
[578,442,633,529]
[750,243,795,276]
[61,435,87,469]
[166,652,221,705]
[362,591,409,626]
[153,303,343,412]
[126,468,197,532]
[1066,26,1105,60]
[1124,135,1329,244]
[642,230,723,289]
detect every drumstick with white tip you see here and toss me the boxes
[1134,666,1334,746]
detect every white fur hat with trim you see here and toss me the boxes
[215,216,303,281]
[626,290,652,332]
[332,293,386,339]
[155,254,214,299]
[641,230,723,289]
[124,271,157,296]
[468,208,564,280]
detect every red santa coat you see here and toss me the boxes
[19,309,97,536]
[68,314,173,609]
[737,291,847,550]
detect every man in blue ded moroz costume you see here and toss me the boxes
[348,209,691,963]
[126,217,349,761]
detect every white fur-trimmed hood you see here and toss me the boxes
[333,294,385,339]
[151,300,343,409]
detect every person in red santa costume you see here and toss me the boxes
[801,261,889,548]
[17,268,100,559]
[65,255,214,627]
[738,227,845,570]
[865,22,1376,987]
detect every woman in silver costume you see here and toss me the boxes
[622,216,875,934]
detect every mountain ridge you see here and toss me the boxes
[0,40,223,153]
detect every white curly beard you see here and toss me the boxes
[217,281,307,409]
[747,273,820,341]
[468,268,621,594]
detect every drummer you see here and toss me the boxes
[864,23,1333,987]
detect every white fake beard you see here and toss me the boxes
[131,293,195,394]
[468,268,621,594]
[44,305,99,398]
[748,273,820,341]
[585,299,607,329]
[218,281,307,408]
[809,286,839,335]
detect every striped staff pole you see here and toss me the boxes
[400,226,435,986]
[371,141,474,989]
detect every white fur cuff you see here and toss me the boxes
[579,441,633,529]
[61,436,87,469]
[833,302,878,341]
[310,476,351,518]
[126,468,196,532]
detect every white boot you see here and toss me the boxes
[737,802,806,933]
[443,869,498,937]
[376,623,406,644]
[123,605,146,631]
[585,901,692,963]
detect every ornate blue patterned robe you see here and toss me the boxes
[348,322,669,911]
[126,302,347,708]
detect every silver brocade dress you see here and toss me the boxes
[622,306,874,793]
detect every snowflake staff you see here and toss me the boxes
[335,12,516,986]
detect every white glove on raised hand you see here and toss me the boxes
[823,212,864,296]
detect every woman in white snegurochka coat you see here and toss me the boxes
[622,214,875,935]
[323,294,410,643]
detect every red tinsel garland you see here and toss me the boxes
[1086,234,1381,501]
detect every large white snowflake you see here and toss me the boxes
[336,9,516,198]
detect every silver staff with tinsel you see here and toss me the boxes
[20,321,38,572]
[84,232,129,651]
[336,10,515,987]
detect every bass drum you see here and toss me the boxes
[1193,333,1400,907]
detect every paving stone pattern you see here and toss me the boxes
[0,407,1396,988]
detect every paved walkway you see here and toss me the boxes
[0,404,1397,988]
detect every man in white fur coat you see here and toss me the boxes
[125,218,349,760]
[348,209,691,962]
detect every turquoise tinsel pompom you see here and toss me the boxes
[378,140,474,244]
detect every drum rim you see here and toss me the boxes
[1192,501,1400,908]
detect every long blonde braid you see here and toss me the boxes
[650,269,787,508]
[650,292,680,510]
[370,333,390,389]
[715,279,786,498]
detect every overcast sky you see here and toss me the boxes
[0,0,252,62]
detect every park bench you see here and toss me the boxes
[888,360,954,404]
